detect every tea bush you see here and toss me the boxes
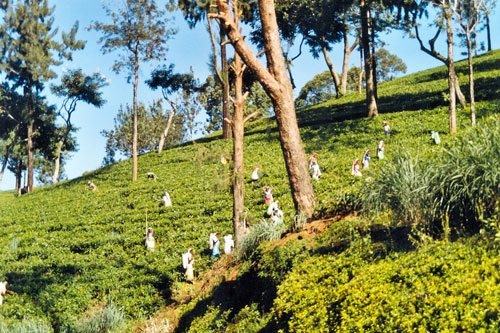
[271,240,500,332]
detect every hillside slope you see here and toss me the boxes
[1,50,500,331]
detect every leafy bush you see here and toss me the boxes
[271,241,500,332]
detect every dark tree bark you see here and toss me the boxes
[0,145,9,186]
[15,159,22,195]
[360,0,378,117]
[486,13,491,51]
[132,42,139,181]
[25,86,34,193]
[211,0,316,218]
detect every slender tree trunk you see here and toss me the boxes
[158,109,175,153]
[486,14,491,52]
[341,33,360,96]
[360,0,378,117]
[52,140,64,184]
[232,51,246,247]
[0,146,9,186]
[25,86,34,192]
[132,44,139,181]
[466,32,476,126]
[370,16,378,101]
[321,42,341,98]
[220,27,232,139]
[15,159,22,195]
[445,11,457,134]
[212,0,316,218]
[358,47,364,94]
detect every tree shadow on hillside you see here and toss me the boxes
[174,267,277,333]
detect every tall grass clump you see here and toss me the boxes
[362,115,500,238]
[238,221,288,258]
[0,318,52,333]
[69,303,125,333]
[360,149,435,227]
[433,116,500,235]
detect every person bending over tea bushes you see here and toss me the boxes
[182,249,195,283]
[263,185,274,205]
[87,181,98,191]
[145,227,156,251]
[224,234,235,255]
[251,167,260,182]
[311,160,321,180]
[0,281,7,305]
[147,172,158,181]
[362,150,371,169]
[209,232,221,259]
[162,191,172,207]
[351,159,362,177]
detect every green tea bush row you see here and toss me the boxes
[272,240,500,332]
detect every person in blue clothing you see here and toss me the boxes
[210,232,220,259]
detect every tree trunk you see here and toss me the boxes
[232,51,246,247]
[486,13,491,52]
[0,146,9,186]
[15,159,22,195]
[212,0,316,218]
[158,110,175,154]
[370,16,378,101]
[358,47,364,94]
[360,0,378,117]
[220,27,232,139]
[466,32,476,126]
[445,11,457,134]
[341,32,360,96]
[25,86,34,192]
[52,140,64,184]
[321,43,341,98]
[132,44,139,181]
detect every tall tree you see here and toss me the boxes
[360,0,379,117]
[480,0,496,51]
[409,0,467,114]
[374,48,407,82]
[454,0,483,126]
[50,69,107,184]
[90,0,176,181]
[147,65,200,153]
[295,71,336,108]
[101,100,185,164]
[209,0,316,218]
[0,0,84,192]
[176,0,234,139]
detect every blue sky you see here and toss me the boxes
[1,0,499,190]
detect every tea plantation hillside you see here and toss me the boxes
[1,50,500,332]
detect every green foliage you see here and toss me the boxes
[272,241,500,332]
[101,99,185,163]
[295,71,336,108]
[0,318,52,333]
[375,48,407,82]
